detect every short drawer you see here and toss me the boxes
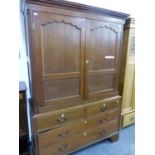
[122,112,135,127]
[38,109,120,148]
[87,99,120,116]
[34,106,85,132]
[39,120,119,155]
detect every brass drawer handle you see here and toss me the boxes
[58,144,68,152]
[99,130,106,136]
[58,147,64,152]
[100,104,108,112]
[58,131,69,138]
[57,114,68,123]
[100,118,108,124]
[57,117,67,123]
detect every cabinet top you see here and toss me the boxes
[23,0,129,19]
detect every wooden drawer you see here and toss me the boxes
[34,106,85,132]
[87,99,120,116]
[39,120,119,155]
[38,109,120,148]
[122,112,135,127]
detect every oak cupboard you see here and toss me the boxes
[23,0,129,154]
[121,18,135,127]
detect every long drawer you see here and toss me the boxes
[39,120,119,155]
[38,109,120,148]
[34,106,85,132]
[34,97,121,132]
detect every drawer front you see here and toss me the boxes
[39,120,119,155]
[34,107,85,132]
[122,112,135,127]
[38,109,120,148]
[38,119,85,148]
[87,99,120,116]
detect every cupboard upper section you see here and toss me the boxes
[24,0,129,113]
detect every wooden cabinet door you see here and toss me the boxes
[85,20,123,99]
[31,11,85,110]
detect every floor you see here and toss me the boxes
[71,125,135,155]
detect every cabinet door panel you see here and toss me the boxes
[88,74,114,93]
[44,78,80,100]
[32,12,85,109]
[42,21,80,74]
[89,25,116,70]
[85,20,122,98]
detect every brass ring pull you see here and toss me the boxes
[58,131,69,138]
[58,144,68,152]
[57,117,67,123]
[100,106,108,112]
[57,114,68,123]
[100,118,108,123]
[99,130,106,136]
